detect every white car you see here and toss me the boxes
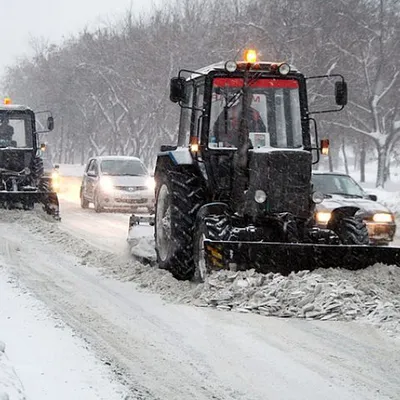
[80,156,155,213]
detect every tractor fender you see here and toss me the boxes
[155,147,195,179]
[327,206,360,230]
[196,202,229,223]
[157,147,193,166]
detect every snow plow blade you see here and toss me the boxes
[204,240,400,274]
[127,213,156,264]
[0,190,61,220]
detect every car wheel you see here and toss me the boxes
[94,192,104,213]
[80,189,89,209]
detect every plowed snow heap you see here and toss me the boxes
[134,50,400,281]
[0,98,60,219]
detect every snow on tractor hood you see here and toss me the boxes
[316,194,392,216]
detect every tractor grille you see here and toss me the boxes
[0,150,33,172]
[115,185,147,192]
[246,150,312,218]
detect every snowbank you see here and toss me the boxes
[58,163,85,177]
[1,208,400,340]
[0,340,26,400]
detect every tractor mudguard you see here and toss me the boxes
[204,239,400,274]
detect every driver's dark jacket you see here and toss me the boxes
[213,105,266,147]
[0,124,14,140]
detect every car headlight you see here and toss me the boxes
[315,211,332,223]
[99,176,114,193]
[372,213,393,223]
[51,170,60,191]
[146,177,156,191]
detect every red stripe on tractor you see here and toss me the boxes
[213,78,299,89]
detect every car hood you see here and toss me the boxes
[103,175,150,187]
[316,194,392,216]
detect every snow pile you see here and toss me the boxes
[370,188,400,215]
[1,208,400,338]
[0,340,26,400]
[196,266,400,336]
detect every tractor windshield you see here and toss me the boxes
[0,112,34,148]
[209,77,302,149]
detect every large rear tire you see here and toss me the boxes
[334,217,369,245]
[155,170,204,280]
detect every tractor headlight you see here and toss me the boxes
[278,63,290,75]
[312,191,324,204]
[225,60,237,72]
[146,177,156,191]
[316,211,332,223]
[255,190,267,204]
[372,213,393,223]
[99,176,114,193]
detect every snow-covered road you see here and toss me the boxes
[1,194,400,399]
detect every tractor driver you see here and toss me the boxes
[0,117,14,144]
[212,94,266,148]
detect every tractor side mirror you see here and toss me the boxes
[335,81,348,106]
[47,116,54,131]
[170,77,186,103]
[367,193,377,201]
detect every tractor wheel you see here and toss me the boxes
[155,170,204,280]
[193,215,229,283]
[32,157,44,184]
[80,189,89,209]
[334,217,370,245]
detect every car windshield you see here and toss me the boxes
[100,159,147,176]
[209,77,303,149]
[312,174,365,198]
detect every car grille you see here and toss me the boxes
[115,186,147,192]
[115,198,147,204]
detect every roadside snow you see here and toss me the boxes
[1,208,399,341]
[0,339,25,400]
[58,163,85,177]
[0,270,128,400]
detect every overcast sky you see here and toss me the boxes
[0,0,162,74]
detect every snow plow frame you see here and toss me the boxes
[204,240,400,274]
[0,190,61,220]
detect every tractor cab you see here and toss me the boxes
[149,50,400,282]
[0,98,59,219]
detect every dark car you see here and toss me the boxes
[312,171,396,246]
